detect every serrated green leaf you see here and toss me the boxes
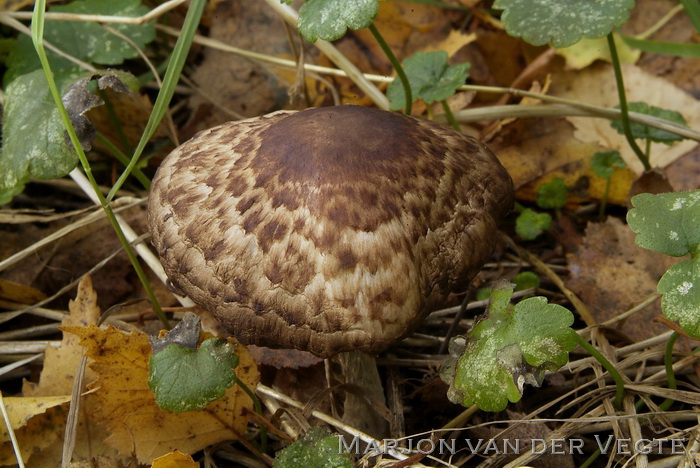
[493,0,634,48]
[274,426,353,468]
[627,190,700,257]
[148,338,239,413]
[591,150,626,179]
[516,208,552,240]
[297,0,379,43]
[658,259,700,338]
[610,102,688,144]
[536,177,568,209]
[448,292,577,412]
[0,69,79,191]
[5,0,154,84]
[387,50,470,110]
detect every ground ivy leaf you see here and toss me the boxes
[536,177,568,209]
[493,0,634,48]
[387,51,470,111]
[274,426,353,468]
[591,150,626,179]
[657,260,700,338]
[610,102,688,144]
[450,295,577,412]
[5,0,154,84]
[148,338,239,413]
[0,70,79,192]
[516,208,552,240]
[297,0,379,43]
[627,190,700,257]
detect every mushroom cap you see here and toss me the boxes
[148,105,514,357]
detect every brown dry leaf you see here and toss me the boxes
[23,275,99,397]
[550,63,700,174]
[86,87,169,153]
[566,217,677,341]
[151,450,198,468]
[0,395,70,465]
[21,276,119,465]
[491,117,638,205]
[62,325,260,463]
[0,278,46,304]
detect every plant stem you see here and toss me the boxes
[96,134,151,190]
[606,33,651,171]
[31,0,170,329]
[575,334,625,410]
[598,178,611,219]
[107,0,207,202]
[233,376,267,453]
[442,100,460,131]
[659,331,679,411]
[368,23,412,115]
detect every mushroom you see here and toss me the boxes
[147,105,514,358]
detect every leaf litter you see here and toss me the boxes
[1,0,700,466]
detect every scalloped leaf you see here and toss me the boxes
[627,190,700,257]
[444,286,577,412]
[536,177,568,209]
[274,426,353,468]
[149,337,239,413]
[658,260,700,338]
[297,0,379,43]
[387,50,470,111]
[591,150,626,179]
[493,0,634,48]
[515,208,552,240]
[610,102,688,145]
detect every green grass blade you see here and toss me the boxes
[622,35,700,58]
[107,0,207,202]
[680,0,700,32]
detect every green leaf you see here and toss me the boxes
[274,426,353,468]
[493,0,634,48]
[536,177,568,209]
[658,259,700,338]
[445,292,577,412]
[627,190,700,257]
[610,102,688,145]
[591,150,626,179]
[0,69,80,192]
[621,35,700,59]
[514,271,540,291]
[297,0,379,43]
[515,208,552,240]
[5,0,154,84]
[148,337,239,413]
[387,50,470,110]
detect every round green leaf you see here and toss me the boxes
[493,0,634,48]
[516,208,552,240]
[536,177,568,209]
[274,426,353,468]
[627,190,700,257]
[610,102,688,145]
[297,0,379,43]
[449,292,577,412]
[591,150,626,179]
[387,51,470,110]
[658,260,700,338]
[148,338,239,413]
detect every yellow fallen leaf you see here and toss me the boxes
[63,325,259,463]
[0,395,70,465]
[551,63,700,174]
[557,32,640,70]
[151,450,199,468]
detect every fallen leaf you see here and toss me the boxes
[566,217,677,341]
[62,325,259,463]
[0,396,70,465]
[550,63,700,174]
[151,450,198,468]
[556,32,640,70]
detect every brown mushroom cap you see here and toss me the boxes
[148,105,514,358]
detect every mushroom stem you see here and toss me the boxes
[335,350,389,438]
